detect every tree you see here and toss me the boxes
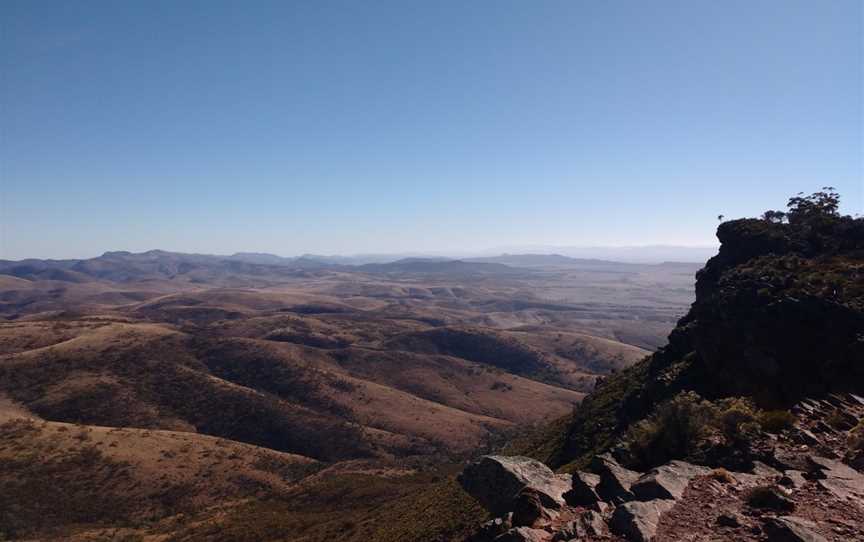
[761,210,786,224]
[786,187,840,225]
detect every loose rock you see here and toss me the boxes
[631,460,708,501]
[806,455,864,501]
[764,516,828,542]
[590,453,640,503]
[563,471,601,507]
[494,526,550,542]
[609,499,675,542]
[551,510,606,540]
[459,456,571,515]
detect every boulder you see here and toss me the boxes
[459,456,571,515]
[494,527,550,542]
[552,510,606,540]
[764,516,828,542]
[609,499,675,542]
[631,460,709,501]
[563,471,601,507]
[590,453,640,503]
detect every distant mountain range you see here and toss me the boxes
[0,249,705,285]
[478,245,718,263]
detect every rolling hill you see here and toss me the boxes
[0,248,697,540]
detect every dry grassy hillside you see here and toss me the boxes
[0,253,696,540]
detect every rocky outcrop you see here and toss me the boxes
[458,455,571,516]
[461,433,864,541]
[805,456,864,502]
[461,454,702,541]
[458,201,864,541]
[553,209,864,472]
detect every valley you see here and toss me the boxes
[0,252,698,540]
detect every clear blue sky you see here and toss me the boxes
[2,0,861,259]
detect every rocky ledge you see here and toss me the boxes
[459,394,864,542]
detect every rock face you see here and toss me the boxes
[631,460,709,501]
[458,455,571,515]
[609,499,676,542]
[555,210,864,472]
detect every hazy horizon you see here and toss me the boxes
[0,242,720,264]
[3,1,862,260]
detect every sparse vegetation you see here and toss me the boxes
[4,189,861,540]
[626,394,795,468]
[716,397,760,443]
[490,381,513,391]
[847,420,864,453]
[626,392,719,468]
[757,410,795,433]
[826,409,856,431]
[167,469,485,542]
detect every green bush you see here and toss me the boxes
[625,393,800,468]
[626,391,719,468]
[716,397,759,443]
[757,410,795,433]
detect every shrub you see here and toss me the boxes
[758,410,795,433]
[849,420,864,453]
[716,398,759,443]
[709,468,736,484]
[826,409,856,431]
[625,394,797,468]
[626,392,719,468]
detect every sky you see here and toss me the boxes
[1,0,862,260]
